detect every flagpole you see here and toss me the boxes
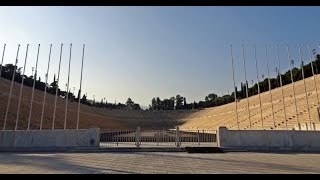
[76,44,85,130]
[15,44,29,130]
[64,43,72,130]
[0,44,6,80]
[40,44,52,130]
[264,44,276,128]
[230,45,239,130]
[3,44,20,130]
[287,45,300,129]
[298,44,312,130]
[254,44,264,129]
[307,44,319,105]
[276,43,288,130]
[242,44,251,129]
[27,44,40,130]
[52,43,63,130]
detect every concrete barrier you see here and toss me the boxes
[217,127,320,152]
[0,128,99,151]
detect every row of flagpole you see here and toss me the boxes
[1,42,319,131]
[230,43,320,131]
[0,43,85,131]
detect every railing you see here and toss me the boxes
[100,126,217,148]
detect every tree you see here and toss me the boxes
[50,74,58,94]
[151,98,156,110]
[162,99,173,110]
[132,103,141,110]
[17,67,22,74]
[126,98,134,109]
[208,93,218,101]
[170,97,175,110]
[156,97,161,110]
[81,94,87,104]
[99,99,104,108]
[175,95,183,110]
[50,74,57,86]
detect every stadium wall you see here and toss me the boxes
[0,128,100,150]
[218,127,320,152]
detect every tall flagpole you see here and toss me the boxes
[287,45,299,128]
[15,44,29,130]
[40,44,52,130]
[264,44,276,128]
[64,43,72,130]
[0,44,6,80]
[76,44,85,130]
[307,44,319,105]
[298,44,312,130]
[317,44,320,74]
[254,44,264,129]
[52,43,63,130]
[230,45,239,130]
[242,44,251,129]
[276,44,287,129]
[3,44,20,130]
[27,44,40,130]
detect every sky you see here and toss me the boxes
[0,6,320,108]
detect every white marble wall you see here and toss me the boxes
[0,128,99,149]
[218,126,320,151]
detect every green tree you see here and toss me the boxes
[50,74,58,94]
[156,97,161,110]
[170,97,175,110]
[132,103,141,110]
[126,97,134,109]
[151,98,156,110]
[175,95,183,110]
[208,93,218,101]
[81,94,87,104]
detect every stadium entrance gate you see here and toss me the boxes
[100,126,217,148]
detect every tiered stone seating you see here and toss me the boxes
[2,73,320,131]
[180,75,320,131]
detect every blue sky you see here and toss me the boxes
[0,6,320,107]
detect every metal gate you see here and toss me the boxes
[100,126,217,148]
